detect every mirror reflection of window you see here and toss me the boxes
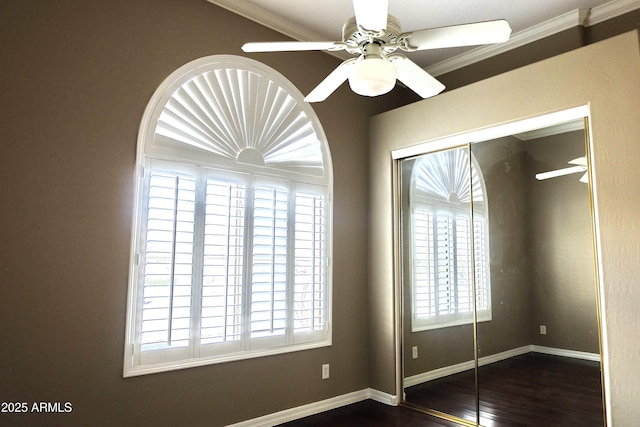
[409,147,491,332]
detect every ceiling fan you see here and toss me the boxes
[241,0,512,102]
[535,157,588,183]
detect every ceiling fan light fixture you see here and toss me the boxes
[348,57,397,97]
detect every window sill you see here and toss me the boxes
[411,312,492,332]
[123,337,332,378]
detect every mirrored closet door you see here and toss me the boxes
[399,145,479,424]
[399,119,606,426]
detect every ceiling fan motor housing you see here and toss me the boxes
[342,15,401,54]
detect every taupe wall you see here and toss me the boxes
[474,138,533,358]
[439,27,587,91]
[526,130,599,353]
[0,1,410,425]
[475,131,599,357]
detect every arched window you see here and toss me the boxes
[410,148,491,331]
[124,56,333,376]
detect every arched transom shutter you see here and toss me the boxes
[143,55,331,183]
[413,148,483,203]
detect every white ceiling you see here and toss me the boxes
[208,0,639,75]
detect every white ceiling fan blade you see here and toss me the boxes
[404,20,512,51]
[242,41,345,52]
[353,0,388,32]
[535,165,587,180]
[304,59,357,103]
[568,156,587,166]
[579,172,589,183]
[391,55,445,99]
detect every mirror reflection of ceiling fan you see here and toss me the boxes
[242,0,512,102]
[535,157,588,183]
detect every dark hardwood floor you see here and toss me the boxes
[406,352,605,427]
[281,353,604,426]
[280,399,462,427]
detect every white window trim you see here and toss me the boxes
[124,56,333,377]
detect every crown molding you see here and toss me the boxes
[426,9,588,76]
[586,0,640,25]
[207,0,350,61]
[427,0,640,76]
[207,0,326,42]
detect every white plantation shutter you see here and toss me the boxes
[413,210,434,319]
[294,192,326,335]
[135,164,331,369]
[435,214,452,315]
[201,179,246,346]
[411,148,491,331]
[250,185,289,339]
[141,171,196,351]
[125,56,332,376]
[454,215,472,314]
[412,208,491,330]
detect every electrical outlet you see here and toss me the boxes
[412,346,418,359]
[322,364,330,379]
[540,325,547,335]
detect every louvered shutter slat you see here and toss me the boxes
[294,193,326,333]
[201,180,245,344]
[141,172,196,351]
[251,186,288,338]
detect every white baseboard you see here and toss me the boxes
[404,358,475,387]
[404,345,530,387]
[531,345,600,362]
[478,345,532,367]
[404,345,600,387]
[367,388,400,406]
[227,388,397,427]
